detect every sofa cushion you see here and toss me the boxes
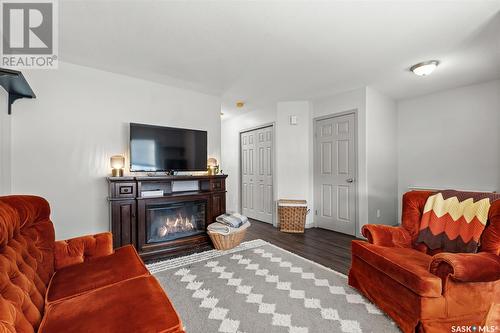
[54,232,114,270]
[39,276,183,333]
[47,245,149,303]
[352,240,442,297]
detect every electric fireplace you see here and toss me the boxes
[146,200,206,243]
[135,194,213,260]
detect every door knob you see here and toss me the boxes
[346,178,355,183]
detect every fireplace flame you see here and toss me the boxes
[157,214,196,237]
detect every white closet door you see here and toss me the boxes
[241,126,273,223]
[241,131,256,219]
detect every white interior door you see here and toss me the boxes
[241,126,273,223]
[314,113,356,235]
[241,130,256,219]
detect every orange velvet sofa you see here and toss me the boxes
[0,195,184,333]
[349,191,500,333]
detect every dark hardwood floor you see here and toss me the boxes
[244,219,356,275]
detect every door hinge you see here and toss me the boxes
[315,210,318,216]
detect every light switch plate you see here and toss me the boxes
[289,115,298,125]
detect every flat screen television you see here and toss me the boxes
[130,123,207,172]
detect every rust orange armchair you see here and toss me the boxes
[0,195,184,333]
[349,191,500,333]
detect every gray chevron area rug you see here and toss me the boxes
[147,239,399,333]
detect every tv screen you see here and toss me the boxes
[130,123,207,172]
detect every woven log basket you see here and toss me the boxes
[208,228,247,251]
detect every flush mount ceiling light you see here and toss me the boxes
[410,60,439,76]
[236,101,245,108]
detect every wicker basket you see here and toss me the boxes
[278,199,308,233]
[208,228,247,251]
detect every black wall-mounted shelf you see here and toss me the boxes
[0,68,36,114]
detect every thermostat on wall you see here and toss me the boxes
[289,115,298,125]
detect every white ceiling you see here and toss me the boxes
[59,1,500,114]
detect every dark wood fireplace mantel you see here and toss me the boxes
[107,174,227,261]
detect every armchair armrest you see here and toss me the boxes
[429,252,500,284]
[54,232,114,270]
[361,224,412,248]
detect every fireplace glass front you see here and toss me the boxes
[146,200,206,243]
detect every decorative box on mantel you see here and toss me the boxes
[107,175,227,261]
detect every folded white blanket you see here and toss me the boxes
[207,222,231,235]
[208,221,251,235]
[216,213,248,228]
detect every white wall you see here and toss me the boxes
[0,89,11,195]
[366,87,398,226]
[276,101,313,226]
[222,88,399,237]
[221,106,277,214]
[221,101,315,227]
[397,80,500,214]
[10,62,221,239]
[223,80,500,236]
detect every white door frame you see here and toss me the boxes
[239,122,276,226]
[313,110,359,235]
